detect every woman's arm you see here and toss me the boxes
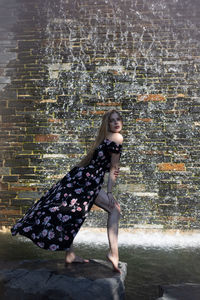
[106,133,123,207]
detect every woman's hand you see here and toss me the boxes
[114,167,120,179]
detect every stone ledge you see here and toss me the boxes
[0,259,127,300]
[156,283,200,300]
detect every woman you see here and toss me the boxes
[11,110,123,272]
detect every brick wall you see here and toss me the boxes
[0,0,200,229]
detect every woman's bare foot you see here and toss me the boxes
[65,251,89,264]
[107,252,121,273]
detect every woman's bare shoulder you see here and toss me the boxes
[106,133,123,145]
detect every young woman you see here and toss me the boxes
[11,110,123,272]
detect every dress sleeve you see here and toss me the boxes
[107,141,122,154]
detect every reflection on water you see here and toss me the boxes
[1,230,200,300]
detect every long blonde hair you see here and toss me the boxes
[77,110,122,167]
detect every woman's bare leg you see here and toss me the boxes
[65,245,89,263]
[95,189,121,272]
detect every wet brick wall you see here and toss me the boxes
[0,0,200,229]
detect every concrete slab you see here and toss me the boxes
[156,283,200,300]
[0,258,127,300]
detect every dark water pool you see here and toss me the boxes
[1,231,200,300]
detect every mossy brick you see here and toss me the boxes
[8,100,35,109]
[11,81,27,88]
[22,115,44,125]
[3,128,26,135]
[17,95,40,100]
[4,158,29,167]
[17,136,33,142]
[0,208,21,216]
[35,134,59,142]
[25,126,51,134]
[20,56,37,64]
[0,136,18,143]
[18,191,41,199]
[18,41,40,50]
[0,146,23,153]
[0,182,8,191]
[18,175,38,180]
[11,167,35,175]
[1,89,17,99]
[11,199,35,206]
[0,100,7,107]
[2,115,26,123]
[0,167,10,175]
[2,176,19,182]
[31,158,58,166]
[9,185,37,192]
[189,106,200,113]
[0,190,17,199]
[169,138,196,146]
[25,119,49,127]
[23,143,44,151]
[17,51,36,59]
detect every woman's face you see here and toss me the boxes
[108,112,123,133]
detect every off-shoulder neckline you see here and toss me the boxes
[104,138,122,146]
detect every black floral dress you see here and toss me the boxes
[11,138,122,251]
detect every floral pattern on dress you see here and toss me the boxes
[11,139,122,251]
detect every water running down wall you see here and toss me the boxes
[0,0,200,230]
